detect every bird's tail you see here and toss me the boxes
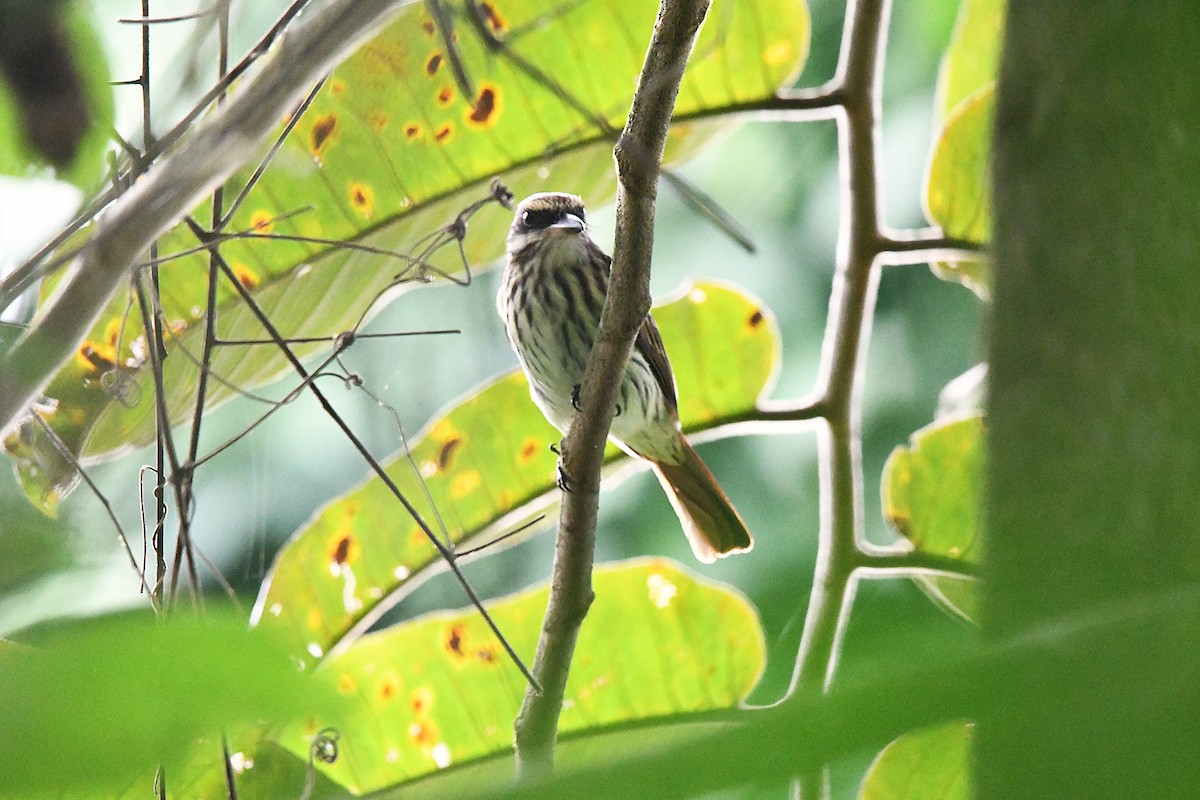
[652,439,753,563]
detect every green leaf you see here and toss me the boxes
[147,740,348,800]
[251,280,779,661]
[881,415,983,622]
[860,721,974,800]
[278,558,764,795]
[935,0,1006,119]
[0,1,114,187]
[923,0,1003,298]
[924,84,994,299]
[8,0,810,511]
[371,719,733,800]
[0,609,340,795]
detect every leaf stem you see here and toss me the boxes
[792,0,890,695]
[786,1,891,795]
[855,545,978,578]
[877,228,986,266]
[512,0,711,779]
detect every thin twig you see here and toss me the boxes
[221,735,239,800]
[119,10,213,25]
[512,0,711,778]
[0,0,411,438]
[30,414,158,608]
[133,271,197,607]
[187,220,539,688]
[177,0,234,608]
[134,0,171,609]
[463,0,756,253]
[215,329,458,346]
[425,0,475,101]
[218,79,325,230]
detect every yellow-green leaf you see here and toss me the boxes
[881,415,983,622]
[861,721,974,800]
[251,281,779,661]
[924,85,994,299]
[283,558,764,795]
[8,0,810,512]
[935,0,1006,119]
[924,0,1003,298]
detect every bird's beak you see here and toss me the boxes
[549,213,585,233]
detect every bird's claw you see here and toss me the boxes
[554,441,573,493]
[571,383,621,417]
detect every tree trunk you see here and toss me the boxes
[984,5,1200,797]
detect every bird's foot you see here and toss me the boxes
[550,441,572,493]
[571,383,622,416]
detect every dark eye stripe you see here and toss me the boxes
[522,209,560,229]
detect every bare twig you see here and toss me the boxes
[176,0,234,607]
[512,0,711,778]
[132,0,171,608]
[188,222,537,687]
[30,414,158,607]
[0,0,413,439]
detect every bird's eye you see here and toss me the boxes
[521,209,559,230]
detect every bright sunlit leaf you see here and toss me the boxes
[924,85,994,300]
[252,281,779,662]
[882,415,983,622]
[936,0,1006,118]
[860,721,974,800]
[923,0,1003,299]
[7,0,810,512]
[282,558,764,795]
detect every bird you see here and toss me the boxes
[497,191,752,563]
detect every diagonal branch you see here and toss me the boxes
[0,0,415,440]
[512,0,711,779]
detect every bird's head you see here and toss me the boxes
[507,192,589,254]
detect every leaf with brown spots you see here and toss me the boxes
[10,0,809,512]
[309,113,338,159]
[276,559,763,795]
[252,281,779,663]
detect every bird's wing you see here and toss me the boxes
[635,313,678,411]
[594,244,678,412]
